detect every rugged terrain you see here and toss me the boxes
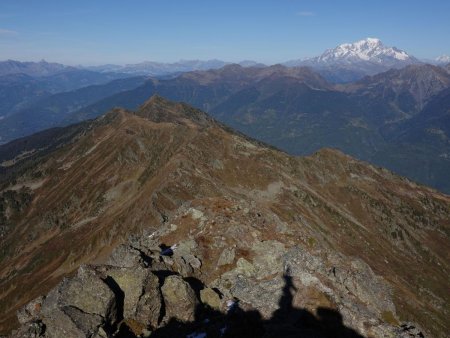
[0,96,448,337]
[2,56,450,194]
[56,63,450,193]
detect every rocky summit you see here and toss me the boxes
[0,96,449,337]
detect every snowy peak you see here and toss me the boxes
[315,37,414,64]
[284,38,421,82]
[436,55,450,64]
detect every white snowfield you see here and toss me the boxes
[313,37,412,63]
[436,55,450,63]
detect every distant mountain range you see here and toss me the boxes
[1,38,449,193]
[85,59,266,76]
[2,38,447,83]
[0,57,149,122]
[0,59,75,77]
[85,38,424,83]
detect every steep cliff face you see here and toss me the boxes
[1,96,449,337]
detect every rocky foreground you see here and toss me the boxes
[10,207,426,337]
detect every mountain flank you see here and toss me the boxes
[0,96,448,337]
[54,63,450,193]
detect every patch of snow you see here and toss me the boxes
[226,299,239,313]
[436,55,450,63]
[161,243,178,256]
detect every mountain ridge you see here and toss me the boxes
[0,96,449,337]
[0,60,76,77]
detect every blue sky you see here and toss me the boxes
[0,0,449,65]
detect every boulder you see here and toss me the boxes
[200,288,222,310]
[60,306,104,336]
[161,275,199,322]
[217,247,235,266]
[172,239,202,273]
[107,244,145,268]
[41,306,99,338]
[105,266,161,328]
[59,265,118,322]
[231,276,285,318]
[39,265,118,337]
[235,258,256,277]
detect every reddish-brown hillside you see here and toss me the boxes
[0,96,448,336]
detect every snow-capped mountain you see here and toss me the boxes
[435,55,450,64]
[284,38,420,83]
[314,38,415,64]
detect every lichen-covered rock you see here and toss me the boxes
[217,247,235,266]
[230,275,285,318]
[9,321,45,338]
[104,265,161,328]
[107,244,145,268]
[251,240,285,279]
[172,239,202,273]
[283,245,325,276]
[200,287,222,310]
[235,258,256,277]
[16,296,44,325]
[161,275,199,322]
[329,257,396,316]
[41,306,98,338]
[59,265,118,322]
[37,265,118,337]
[282,245,399,336]
[60,306,104,336]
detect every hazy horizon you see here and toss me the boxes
[1,0,450,65]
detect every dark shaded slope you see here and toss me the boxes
[5,63,450,193]
[0,74,50,118]
[0,76,147,143]
[0,122,90,189]
[371,87,450,192]
[66,64,332,123]
[64,64,450,193]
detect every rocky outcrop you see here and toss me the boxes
[10,207,428,338]
[12,266,117,338]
